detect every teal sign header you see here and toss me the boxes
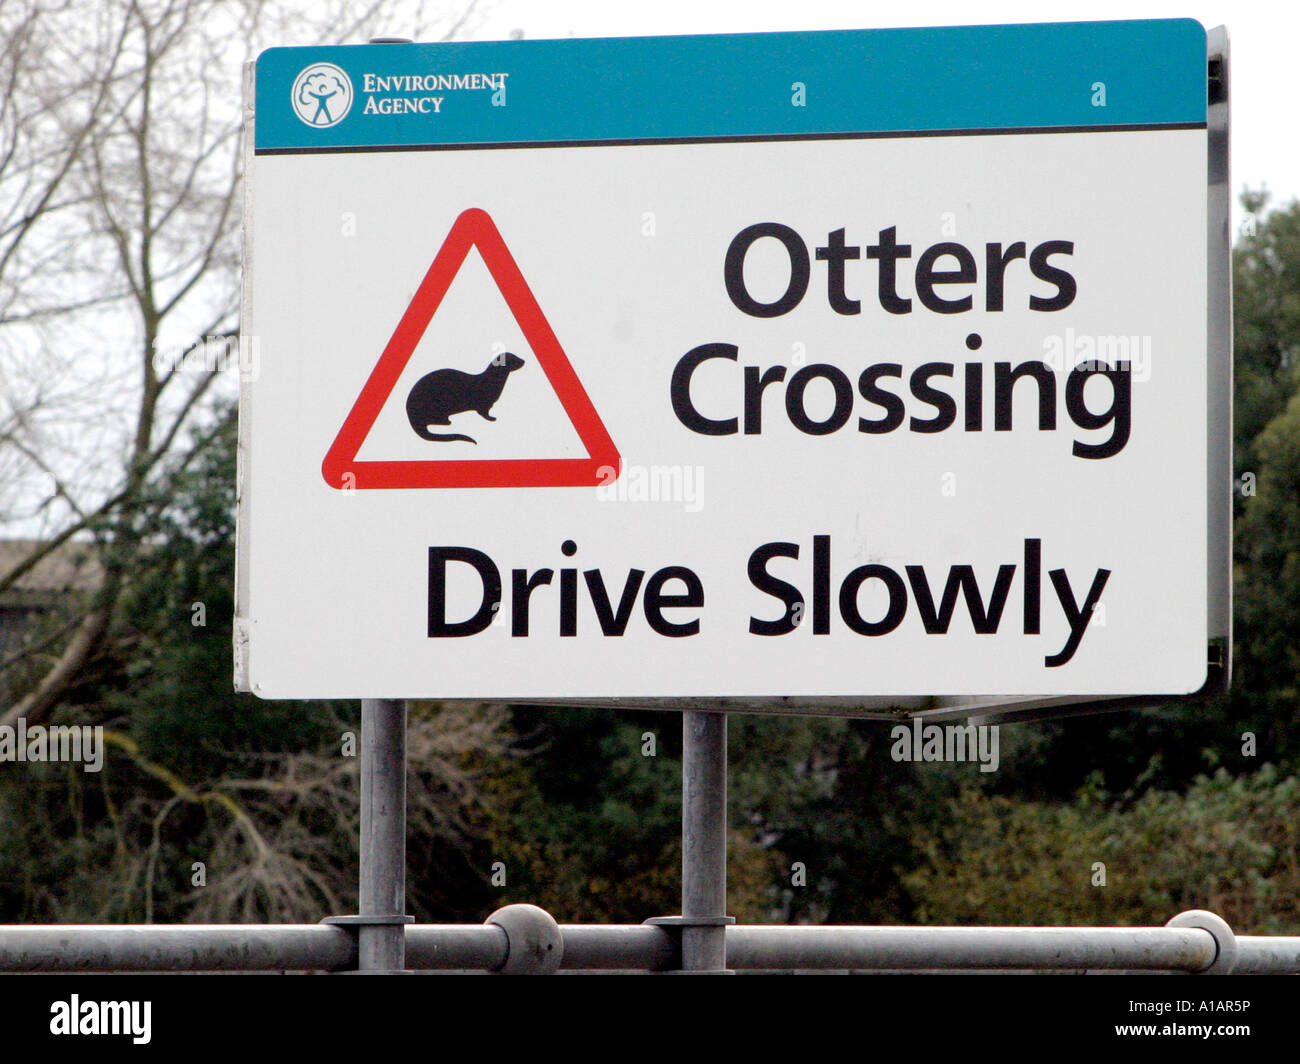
[255,20,1207,153]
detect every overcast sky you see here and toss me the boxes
[455,1,1296,216]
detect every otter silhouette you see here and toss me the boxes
[406,352,525,444]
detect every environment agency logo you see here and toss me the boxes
[292,63,353,128]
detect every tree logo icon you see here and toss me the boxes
[291,63,353,128]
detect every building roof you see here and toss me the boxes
[0,539,101,606]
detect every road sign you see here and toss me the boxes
[236,20,1230,711]
[321,207,620,489]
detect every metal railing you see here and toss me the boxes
[1,906,1296,973]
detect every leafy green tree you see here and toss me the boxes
[1233,383,1300,762]
[487,709,685,923]
[905,767,1300,934]
[1226,192,1300,763]
[1234,190,1300,478]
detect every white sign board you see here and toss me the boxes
[237,21,1226,706]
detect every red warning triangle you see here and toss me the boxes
[322,208,620,490]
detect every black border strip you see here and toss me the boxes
[254,121,1207,156]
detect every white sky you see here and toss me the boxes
[453,1,1296,214]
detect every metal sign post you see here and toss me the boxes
[357,697,409,972]
[320,697,411,972]
[647,710,734,972]
[681,711,731,972]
